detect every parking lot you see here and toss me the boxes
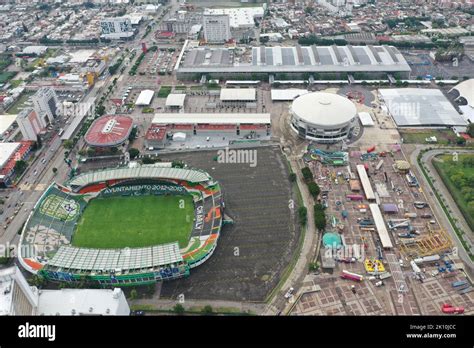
[159,146,301,301]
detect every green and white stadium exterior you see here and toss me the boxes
[18,165,224,287]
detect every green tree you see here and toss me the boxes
[301,167,313,182]
[201,305,213,315]
[52,167,58,175]
[307,182,320,198]
[14,160,27,174]
[142,157,156,164]
[63,140,74,150]
[467,123,474,138]
[173,304,185,315]
[87,148,95,157]
[298,206,307,226]
[130,289,138,300]
[456,136,466,146]
[289,173,297,182]
[128,148,140,159]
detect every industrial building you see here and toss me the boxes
[203,6,263,41]
[176,43,412,80]
[290,92,357,143]
[146,113,271,149]
[379,88,468,128]
[203,13,231,43]
[0,266,130,316]
[100,17,135,40]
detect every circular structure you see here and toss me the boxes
[84,115,133,147]
[290,92,357,143]
[323,232,342,248]
[395,160,411,172]
[18,165,223,286]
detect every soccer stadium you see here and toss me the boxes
[18,165,223,287]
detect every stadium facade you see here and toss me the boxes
[175,43,412,80]
[18,165,224,287]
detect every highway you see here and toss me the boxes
[407,145,474,276]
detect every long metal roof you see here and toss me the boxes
[369,204,393,249]
[356,164,376,201]
[47,243,183,272]
[67,165,211,189]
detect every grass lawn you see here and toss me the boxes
[399,129,457,145]
[157,86,172,98]
[432,154,474,232]
[0,71,16,84]
[6,92,34,114]
[73,195,194,249]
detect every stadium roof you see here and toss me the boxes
[292,92,357,126]
[178,45,411,74]
[165,93,186,107]
[84,115,133,147]
[0,142,20,168]
[152,113,270,125]
[220,88,256,101]
[271,89,309,101]
[135,90,155,106]
[379,89,467,127]
[46,243,182,273]
[67,165,212,189]
[450,79,474,108]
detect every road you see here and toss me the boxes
[406,145,474,275]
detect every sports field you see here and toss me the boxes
[72,195,194,249]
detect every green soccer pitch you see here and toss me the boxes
[72,195,195,249]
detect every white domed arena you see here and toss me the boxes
[290,92,358,143]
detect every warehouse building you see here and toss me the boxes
[176,43,412,80]
[146,113,271,149]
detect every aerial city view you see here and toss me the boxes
[0,0,473,338]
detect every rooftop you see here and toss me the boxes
[135,89,155,106]
[220,88,256,101]
[0,142,20,168]
[152,113,270,125]
[84,115,133,147]
[165,93,186,108]
[291,92,357,126]
[379,88,467,127]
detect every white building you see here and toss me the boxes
[31,87,60,124]
[16,108,44,141]
[0,266,130,316]
[100,17,135,40]
[290,92,357,143]
[203,14,231,43]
